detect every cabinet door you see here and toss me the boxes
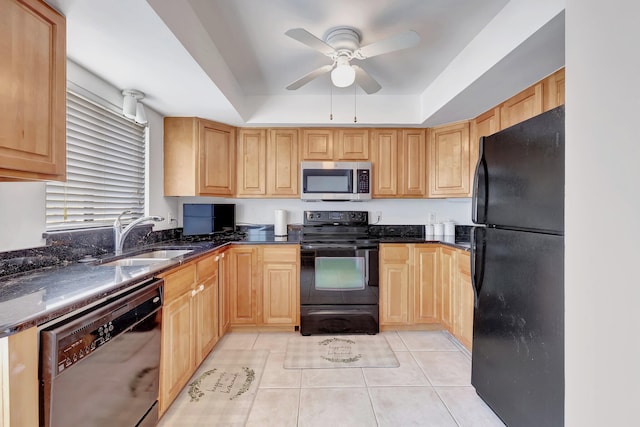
[236,129,266,196]
[262,246,299,326]
[301,129,334,160]
[229,246,259,325]
[413,246,438,324]
[267,129,299,196]
[470,108,500,196]
[218,251,231,336]
[428,122,470,198]
[543,68,565,111]
[379,244,411,325]
[160,291,194,415]
[500,83,543,129]
[199,121,235,196]
[454,250,473,351]
[371,129,398,197]
[336,129,369,160]
[438,247,455,332]
[400,129,427,197]
[195,274,219,364]
[0,0,66,181]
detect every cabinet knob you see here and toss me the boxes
[191,289,197,297]
[215,256,220,261]
[199,284,205,292]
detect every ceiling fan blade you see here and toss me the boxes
[352,65,381,94]
[355,30,420,59]
[285,28,336,57]
[286,64,334,90]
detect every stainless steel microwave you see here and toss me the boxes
[300,161,372,201]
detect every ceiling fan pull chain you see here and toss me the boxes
[330,80,333,120]
[354,84,358,123]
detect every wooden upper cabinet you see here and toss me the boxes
[371,129,426,198]
[0,0,66,181]
[236,129,266,196]
[500,83,543,129]
[267,129,299,197]
[470,107,501,194]
[399,129,427,197]
[164,117,235,197]
[301,128,369,161]
[543,68,565,112]
[371,129,398,197]
[428,121,470,198]
[301,129,334,160]
[336,129,369,160]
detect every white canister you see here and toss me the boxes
[424,224,434,237]
[444,220,456,236]
[433,223,444,236]
[274,209,287,236]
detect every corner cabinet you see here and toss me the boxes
[164,117,235,196]
[0,0,66,181]
[428,122,471,198]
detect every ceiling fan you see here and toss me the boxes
[285,26,420,94]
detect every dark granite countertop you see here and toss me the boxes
[0,229,468,338]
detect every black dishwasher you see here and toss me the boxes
[39,278,163,427]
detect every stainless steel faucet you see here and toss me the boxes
[113,210,164,255]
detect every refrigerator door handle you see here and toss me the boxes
[472,136,488,224]
[470,226,485,308]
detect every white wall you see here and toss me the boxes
[176,197,472,227]
[565,1,640,425]
[0,61,178,252]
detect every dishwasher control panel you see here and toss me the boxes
[40,280,162,376]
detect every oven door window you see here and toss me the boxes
[315,257,365,290]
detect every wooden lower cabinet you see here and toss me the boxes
[229,245,300,329]
[380,244,440,327]
[218,250,231,336]
[454,251,474,350]
[229,246,259,325]
[413,246,439,324]
[438,247,455,331]
[0,327,38,427]
[379,244,473,350]
[159,252,222,415]
[379,244,411,325]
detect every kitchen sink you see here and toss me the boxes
[129,249,194,259]
[96,249,194,267]
[99,258,173,267]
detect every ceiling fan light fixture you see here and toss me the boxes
[331,57,355,88]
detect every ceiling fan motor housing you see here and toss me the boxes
[324,27,361,57]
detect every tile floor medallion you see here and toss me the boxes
[284,334,399,369]
[158,349,268,427]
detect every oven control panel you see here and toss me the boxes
[304,210,368,226]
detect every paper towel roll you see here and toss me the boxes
[274,209,287,236]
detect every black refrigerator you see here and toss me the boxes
[471,105,564,427]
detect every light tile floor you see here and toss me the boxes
[183,330,506,427]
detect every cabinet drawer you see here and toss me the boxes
[262,246,298,263]
[163,263,196,302]
[196,254,218,281]
[380,244,411,262]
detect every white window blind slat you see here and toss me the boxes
[46,90,146,229]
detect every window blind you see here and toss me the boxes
[46,91,146,229]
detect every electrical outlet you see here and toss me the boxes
[375,211,382,223]
[167,212,176,224]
